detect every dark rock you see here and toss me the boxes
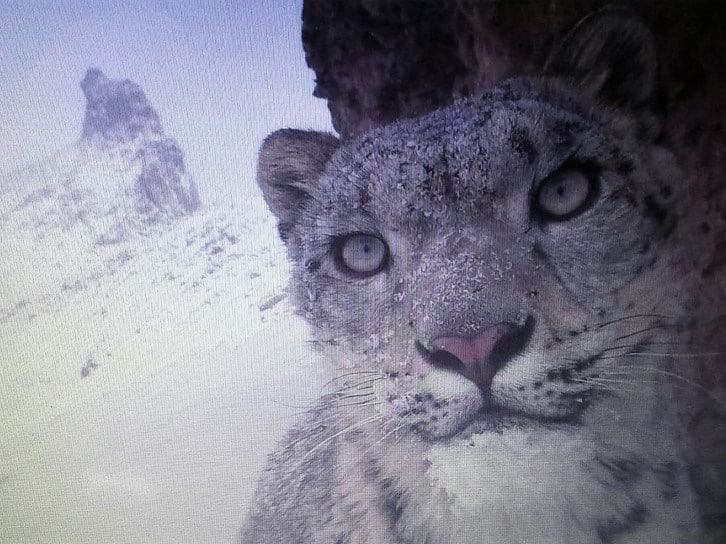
[135,138,199,217]
[302,0,466,139]
[80,68,163,144]
[80,356,98,378]
[302,0,726,143]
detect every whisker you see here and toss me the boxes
[613,324,681,341]
[337,385,376,395]
[275,395,342,416]
[273,398,329,410]
[596,314,676,329]
[331,377,386,393]
[577,375,657,385]
[321,370,383,389]
[364,420,408,454]
[597,366,726,410]
[301,414,383,462]
[293,402,384,427]
[570,377,644,393]
[278,393,381,420]
[599,341,700,355]
[334,391,376,400]
[599,351,726,360]
[331,399,384,410]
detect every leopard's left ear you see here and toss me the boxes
[545,7,658,122]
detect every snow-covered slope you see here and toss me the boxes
[0,89,328,543]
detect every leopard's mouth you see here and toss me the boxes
[452,385,598,440]
[411,396,592,442]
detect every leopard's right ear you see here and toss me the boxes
[256,129,340,239]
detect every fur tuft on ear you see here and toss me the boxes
[545,8,658,119]
[257,129,339,239]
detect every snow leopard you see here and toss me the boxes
[242,9,703,543]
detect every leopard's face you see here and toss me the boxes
[283,81,681,440]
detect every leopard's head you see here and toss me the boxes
[257,9,683,440]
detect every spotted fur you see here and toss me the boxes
[242,9,701,543]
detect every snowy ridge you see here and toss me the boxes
[1,139,195,247]
[0,139,307,430]
[1,139,327,543]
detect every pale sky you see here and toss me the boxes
[0,0,333,203]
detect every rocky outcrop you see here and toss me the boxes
[0,68,201,249]
[80,68,199,220]
[81,68,163,144]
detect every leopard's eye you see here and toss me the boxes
[534,167,596,220]
[334,233,389,276]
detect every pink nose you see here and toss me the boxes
[433,324,514,387]
[434,326,511,364]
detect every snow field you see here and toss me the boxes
[1,154,328,542]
